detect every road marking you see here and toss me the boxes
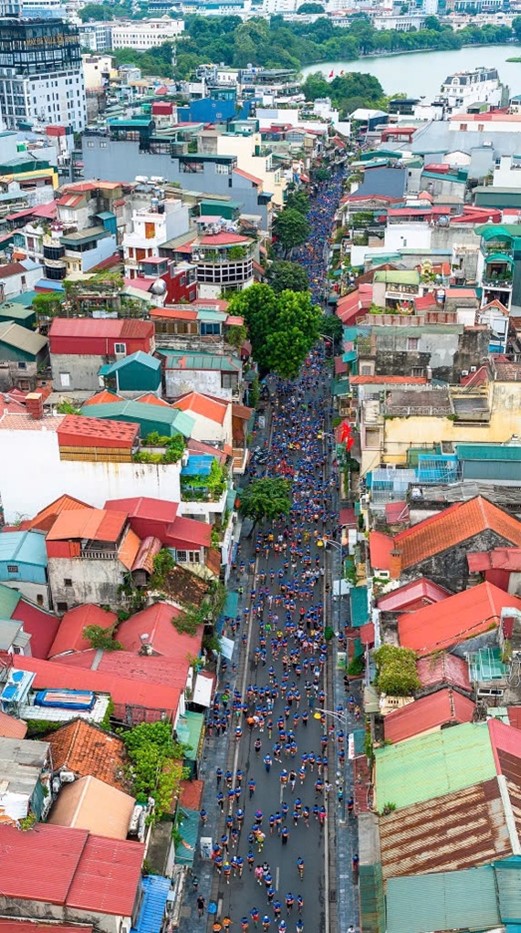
[276,866,280,890]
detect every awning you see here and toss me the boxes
[174,808,199,866]
[193,671,215,708]
[131,875,170,933]
[178,710,205,762]
[350,586,369,628]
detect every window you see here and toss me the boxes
[60,372,71,387]
[411,367,424,377]
[407,337,419,351]
[7,564,18,573]
[365,428,381,449]
[57,602,68,613]
[64,578,72,587]
[36,595,44,606]
[176,550,201,563]
[360,364,374,376]
[17,362,27,370]
[114,342,126,354]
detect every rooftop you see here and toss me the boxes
[47,508,128,544]
[49,318,154,340]
[398,581,521,656]
[48,775,135,840]
[45,719,128,790]
[0,530,47,567]
[48,604,118,658]
[376,578,451,612]
[416,653,471,692]
[116,601,201,658]
[173,391,228,425]
[58,414,139,448]
[383,688,475,743]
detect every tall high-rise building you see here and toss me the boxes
[0,18,86,131]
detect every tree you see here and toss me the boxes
[228,283,322,378]
[266,260,309,294]
[226,323,248,350]
[513,15,521,40]
[373,645,420,696]
[319,314,343,347]
[32,292,65,319]
[273,208,310,257]
[302,72,330,101]
[285,189,310,216]
[83,624,122,651]
[297,2,325,11]
[122,721,187,821]
[150,548,175,589]
[239,477,292,530]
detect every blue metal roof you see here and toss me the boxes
[131,875,170,933]
[0,531,47,567]
[181,454,214,477]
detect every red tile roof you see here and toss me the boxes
[58,414,139,449]
[398,581,521,657]
[116,601,202,657]
[233,168,262,185]
[0,710,27,739]
[369,530,394,571]
[376,578,451,612]
[46,718,127,790]
[47,508,127,543]
[12,600,60,659]
[173,390,228,424]
[150,307,198,321]
[416,653,471,693]
[0,924,89,933]
[12,655,181,721]
[48,604,118,658]
[393,497,521,571]
[384,688,475,743]
[508,707,521,729]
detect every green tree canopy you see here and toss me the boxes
[266,260,309,294]
[285,189,310,216]
[373,645,420,697]
[239,476,292,528]
[273,207,310,257]
[297,2,325,10]
[228,283,322,378]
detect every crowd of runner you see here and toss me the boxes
[199,171,357,932]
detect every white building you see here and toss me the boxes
[82,54,113,91]
[123,196,190,279]
[440,67,503,112]
[261,0,297,13]
[111,17,184,51]
[78,22,113,52]
[423,0,438,13]
[0,19,86,132]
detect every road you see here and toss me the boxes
[209,348,343,932]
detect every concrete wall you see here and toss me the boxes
[164,368,233,401]
[82,137,270,228]
[48,555,124,609]
[0,427,181,522]
[0,898,130,933]
[0,579,50,609]
[51,352,103,391]
[370,325,489,383]
[402,529,515,591]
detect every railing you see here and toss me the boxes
[384,406,451,417]
[482,276,512,289]
[81,549,117,560]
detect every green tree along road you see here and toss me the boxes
[273,207,311,257]
[110,14,519,80]
[266,259,309,294]
[228,283,322,379]
[238,476,292,530]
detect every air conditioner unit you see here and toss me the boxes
[470,366,477,372]
[461,370,469,377]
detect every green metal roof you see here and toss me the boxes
[178,710,204,761]
[331,378,350,397]
[476,223,521,240]
[485,252,513,264]
[350,585,368,628]
[0,583,21,619]
[456,443,521,461]
[373,270,420,285]
[386,866,500,933]
[495,857,521,925]
[156,349,241,372]
[100,351,161,375]
[375,722,495,811]
[82,401,195,438]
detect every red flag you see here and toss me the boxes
[329,70,334,78]
[339,420,352,443]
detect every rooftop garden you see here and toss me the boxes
[180,457,228,502]
[133,432,186,465]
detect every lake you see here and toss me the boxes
[301,44,521,98]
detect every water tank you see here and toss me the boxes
[151,279,167,296]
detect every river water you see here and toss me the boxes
[301,44,521,98]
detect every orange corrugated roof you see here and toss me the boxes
[47,508,127,544]
[350,375,427,385]
[134,393,170,407]
[0,711,27,739]
[398,581,521,656]
[118,529,142,571]
[396,496,521,570]
[173,391,228,425]
[83,390,123,407]
[383,688,475,743]
[29,495,91,532]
